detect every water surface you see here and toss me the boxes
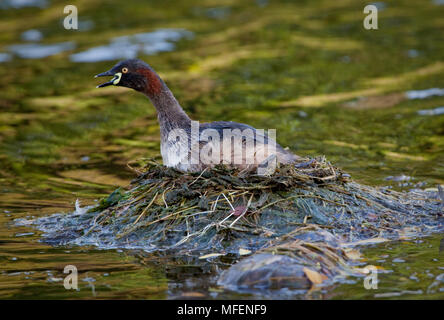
[0,0,443,299]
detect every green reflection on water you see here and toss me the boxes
[0,0,443,299]
[330,234,444,300]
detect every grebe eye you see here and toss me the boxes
[122,67,128,73]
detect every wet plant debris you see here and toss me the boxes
[24,157,443,289]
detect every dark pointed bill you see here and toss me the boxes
[95,70,117,88]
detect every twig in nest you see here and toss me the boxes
[126,157,155,175]
[189,167,208,186]
[229,193,254,227]
[162,186,173,208]
[134,192,159,224]
[144,205,199,227]
[222,193,235,211]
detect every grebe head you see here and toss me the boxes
[95,59,163,95]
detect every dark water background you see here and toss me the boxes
[0,0,443,299]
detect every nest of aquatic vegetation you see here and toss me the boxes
[37,156,442,253]
[31,156,442,289]
[86,156,350,245]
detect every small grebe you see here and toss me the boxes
[96,59,299,172]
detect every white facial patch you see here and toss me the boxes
[112,72,122,85]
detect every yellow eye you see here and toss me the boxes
[122,67,128,73]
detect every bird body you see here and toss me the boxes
[96,59,299,173]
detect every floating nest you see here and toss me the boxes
[29,156,443,289]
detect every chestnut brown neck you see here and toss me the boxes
[138,68,191,134]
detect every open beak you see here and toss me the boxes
[95,70,121,88]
